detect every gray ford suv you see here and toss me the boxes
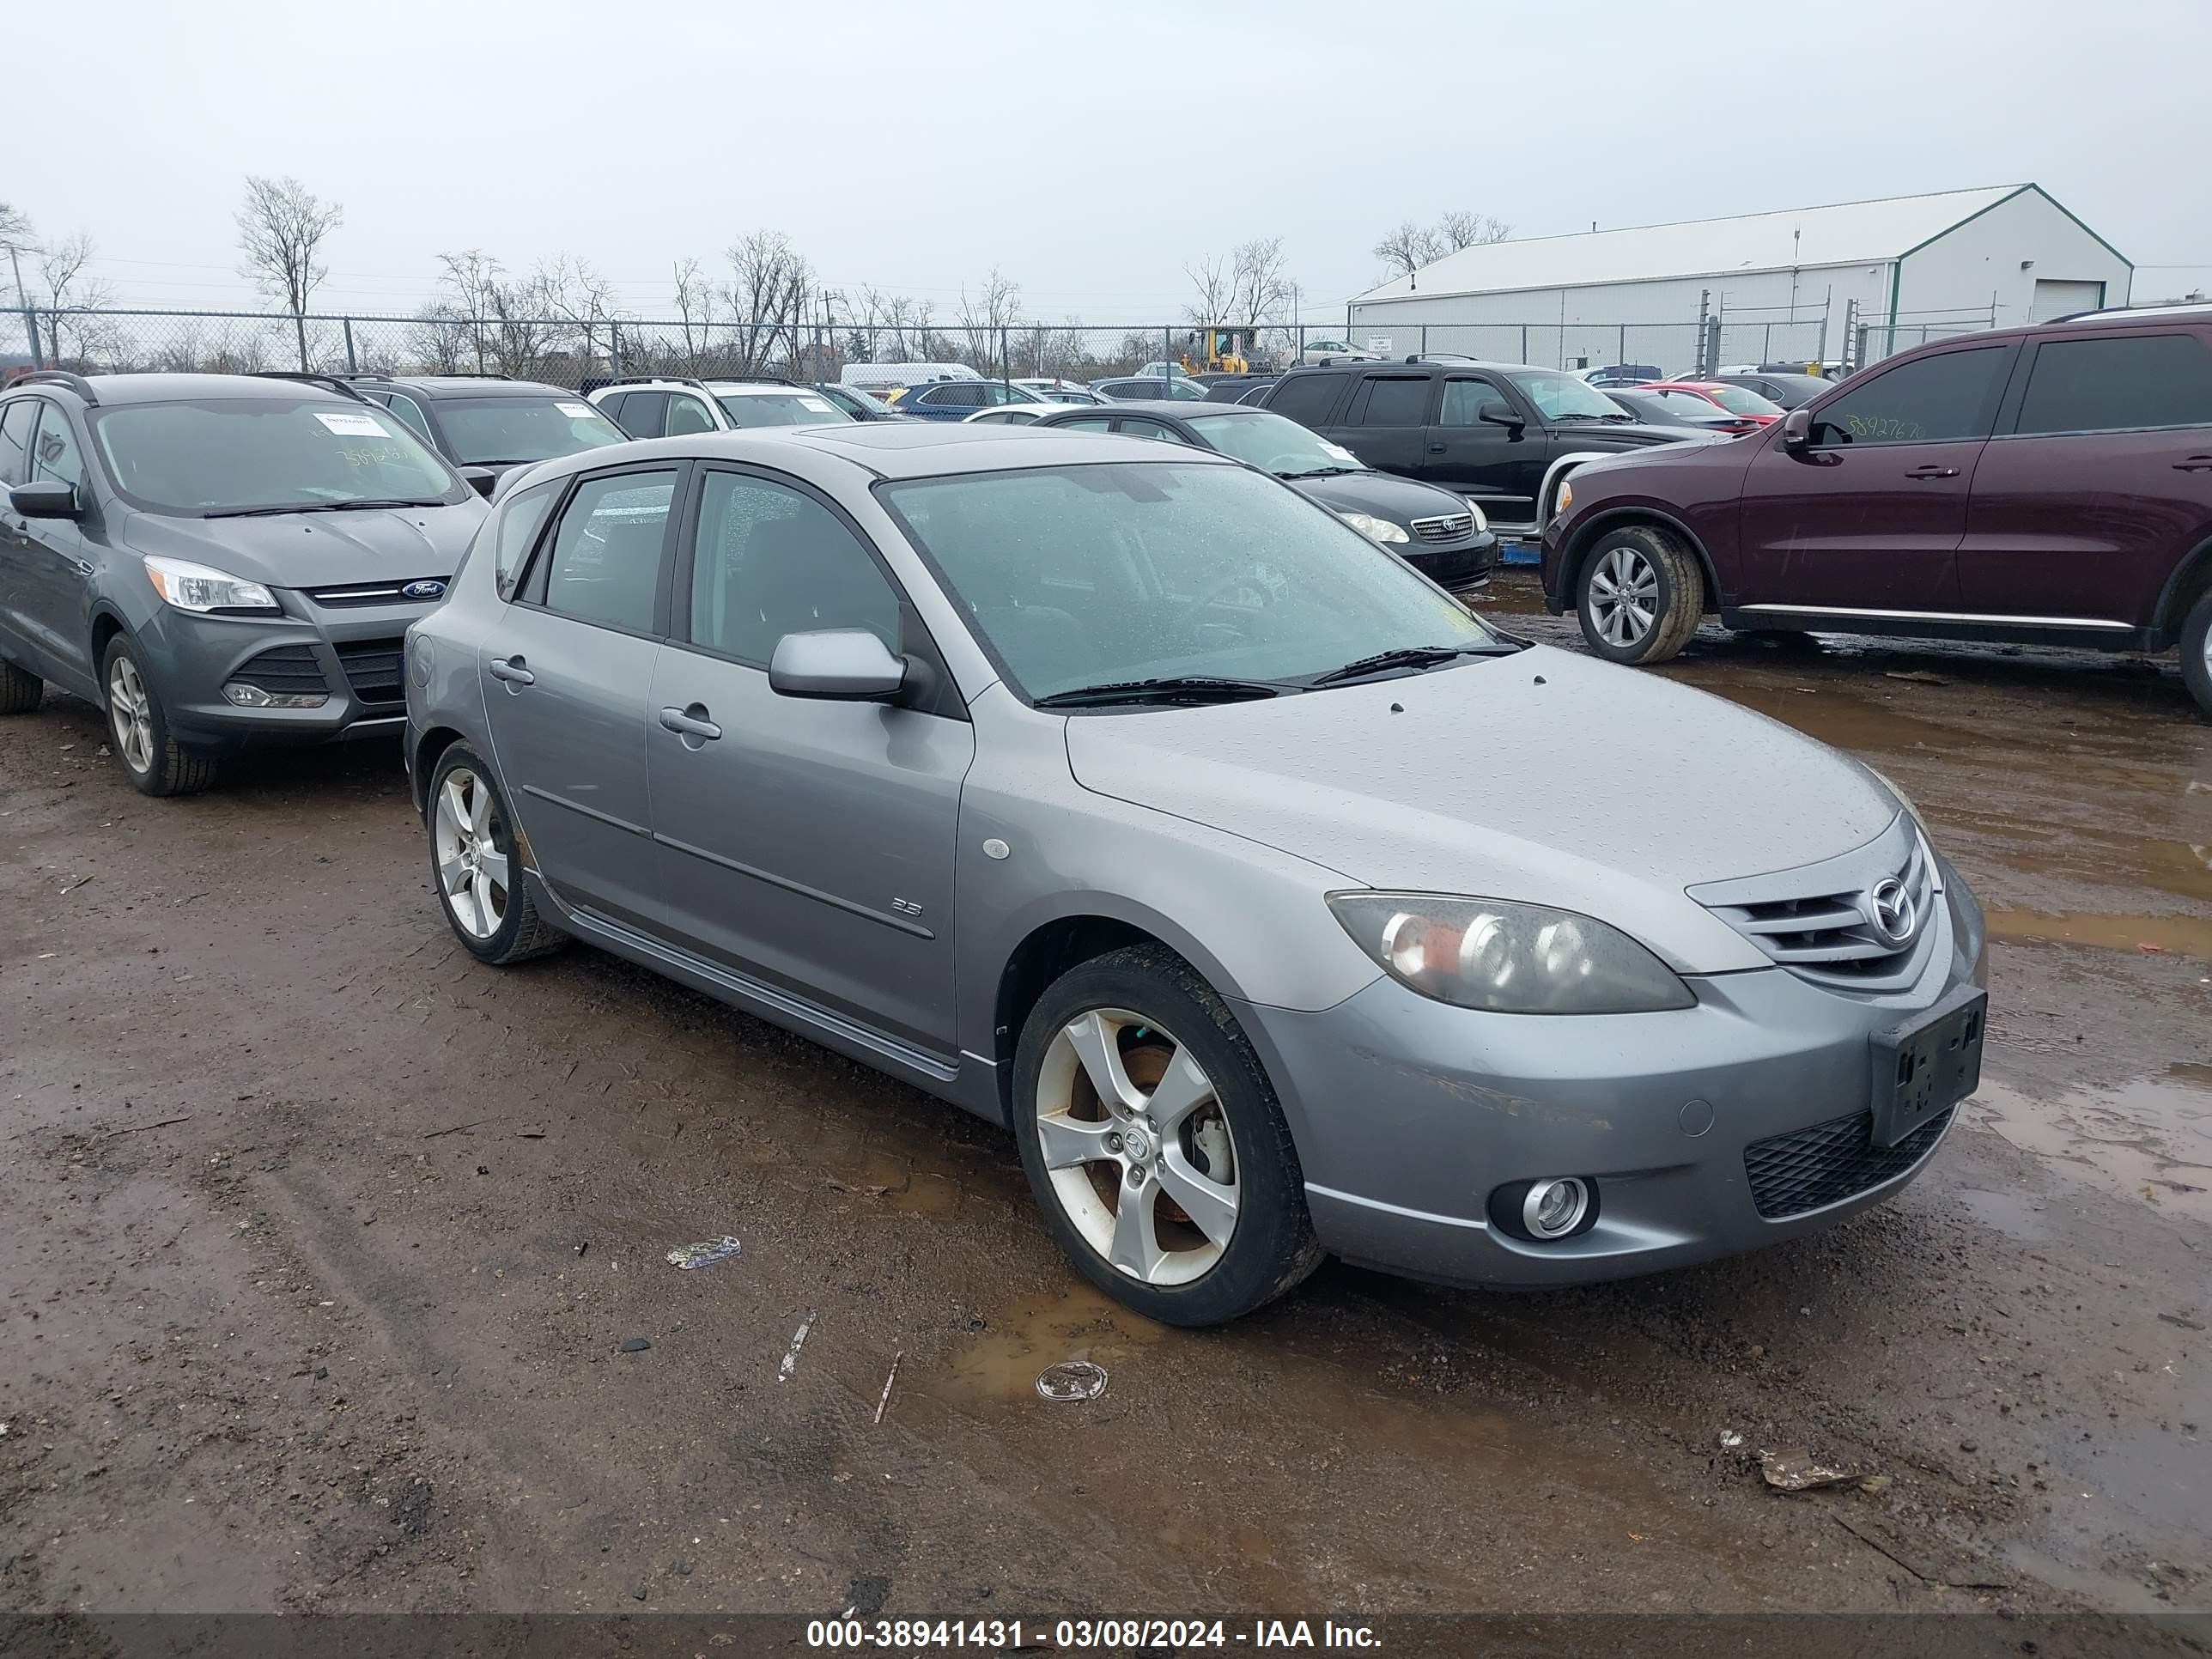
[405,422,1988,1326]
[0,372,486,794]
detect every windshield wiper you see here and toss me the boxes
[204,498,441,519]
[1306,642,1523,687]
[1278,465,1364,479]
[1034,676,1289,708]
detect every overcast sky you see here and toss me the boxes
[10,0,2211,322]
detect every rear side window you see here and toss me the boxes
[0,400,36,485]
[2014,334,2212,435]
[1808,346,2009,447]
[492,477,562,599]
[1266,374,1346,428]
[29,404,85,488]
[609,391,666,437]
[1351,375,1433,428]
[537,469,677,634]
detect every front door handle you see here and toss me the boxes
[1426,443,1446,453]
[1903,465,1960,479]
[488,656,534,686]
[2175,456,2212,472]
[658,704,722,742]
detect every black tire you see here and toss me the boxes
[1011,944,1322,1326]
[100,635,218,798]
[2180,583,2212,722]
[0,659,40,714]
[425,742,565,964]
[1574,524,1705,665]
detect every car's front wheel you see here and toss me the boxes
[427,743,565,964]
[1011,945,1322,1326]
[1574,526,1704,665]
[2180,583,2212,721]
[101,635,218,797]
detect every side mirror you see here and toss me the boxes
[459,465,499,498]
[1780,406,1814,453]
[769,629,908,702]
[9,480,80,520]
[1477,399,1523,431]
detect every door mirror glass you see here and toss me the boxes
[1476,399,1522,428]
[769,629,908,702]
[1780,406,1813,451]
[9,479,81,519]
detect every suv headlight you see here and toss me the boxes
[1554,480,1573,515]
[1338,510,1409,545]
[143,556,279,615]
[1328,891,1695,1014]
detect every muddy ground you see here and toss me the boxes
[3,574,2209,1631]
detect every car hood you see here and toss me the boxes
[120,500,489,587]
[1571,421,1729,449]
[1062,644,1899,974]
[1287,470,1480,522]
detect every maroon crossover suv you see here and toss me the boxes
[1540,304,2212,716]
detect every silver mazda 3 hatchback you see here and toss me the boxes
[404,424,1988,1326]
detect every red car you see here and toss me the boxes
[1641,380,1786,431]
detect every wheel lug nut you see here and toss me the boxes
[1104,1133,1122,1152]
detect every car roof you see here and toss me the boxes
[1281,358,1549,375]
[9,371,359,406]
[368,376,577,398]
[713,382,823,396]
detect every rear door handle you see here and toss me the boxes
[2175,456,2212,472]
[1903,465,1960,479]
[1426,443,1446,453]
[658,704,721,742]
[488,656,534,686]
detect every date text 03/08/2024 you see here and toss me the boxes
[804,1617,1382,1649]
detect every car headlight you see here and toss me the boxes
[143,556,279,615]
[1338,511,1409,545]
[1554,480,1573,515]
[1466,501,1488,533]
[1328,891,1695,1014]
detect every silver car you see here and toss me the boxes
[404,424,1989,1326]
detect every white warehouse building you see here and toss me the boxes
[1345,185,2133,375]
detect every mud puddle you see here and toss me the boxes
[1965,1067,2212,1223]
[1982,907,2212,962]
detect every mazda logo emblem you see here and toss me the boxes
[401,580,447,600]
[1866,878,1917,946]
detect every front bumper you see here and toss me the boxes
[1233,875,1984,1289]
[138,594,429,750]
[1406,531,1499,592]
[1537,517,1570,613]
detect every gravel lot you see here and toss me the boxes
[3,574,2208,1629]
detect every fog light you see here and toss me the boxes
[1523,1177,1589,1239]
[223,682,327,709]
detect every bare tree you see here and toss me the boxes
[0,202,32,319]
[532,255,620,378]
[434,250,507,372]
[35,233,119,367]
[1374,210,1512,283]
[724,230,813,373]
[957,269,1022,373]
[235,176,343,370]
[671,257,721,369]
[406,301,472,374]
[1437,210,1512,251]
[1182,254,1237,326]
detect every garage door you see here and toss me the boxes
[2028,279,2106,323]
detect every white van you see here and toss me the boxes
[839,362,981,395]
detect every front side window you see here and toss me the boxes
[29,404,85,488]
[881,462,1493,703]
[438,396,628,464]
[89,397,464,515]
[1438,378,1510,427]
[1054,416,1117,433]
[0,400,37,486]
[1809,347,2009,447]
[1115,418,1189,443]
[687,471,900,664]
[383,393,434,442]
[2014,334,2212,435]
[665,396,717,435]
[492,477,562,599]
[538,469,677,633]
[1352,376,1432,428]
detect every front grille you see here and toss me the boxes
[1744,1107,1952,1219]
[1409,512,1476,544]
[1688,814,1936,994]
[303,578,449,608]
[333,637,405,706]
[229,643,330,698]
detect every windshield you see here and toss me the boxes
[1185,410,1362,476]
[830,386,896,416]
[92,397,464,515]
[715,391,853,428]
[436,395,627,465]
[1501,368,1629,420]
[879,462,1496,703]
[1700,383,1784,416]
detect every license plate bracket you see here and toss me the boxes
[1870,986,1986,1148]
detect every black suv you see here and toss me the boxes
[1259,357,1723,535]
[338,374,627,492]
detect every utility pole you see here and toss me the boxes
[3,239,38,367]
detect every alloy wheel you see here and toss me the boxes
[107,655,155,775]
[434,768,510,941]
[1034,1008,1240,1285]
[1587,545,1661,648]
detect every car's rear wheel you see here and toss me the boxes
[101,635,218,797]
[0,659,40,714]
[1011,945,1322,1327]
[1575,526,1704,665]
[2180,583,2212,721]
[427,743,565,964]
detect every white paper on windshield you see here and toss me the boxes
[313,410,391,438]
[556,401,596,418]
[798,396,833,412]
[1323,441,1359,462]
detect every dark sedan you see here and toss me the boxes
[1604,386,1761,435]
[1709,371,1833,410]
[1030,400,1497,591]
